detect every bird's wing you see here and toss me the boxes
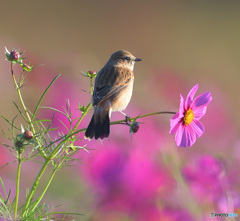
[92,66,132,106]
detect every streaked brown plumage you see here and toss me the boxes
[85,50,141,140]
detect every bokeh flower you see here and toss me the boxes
[81,143,174,220]
[182,155,225,203]
[218,191,240,213]
[170,84,212,147]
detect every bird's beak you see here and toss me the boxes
[134,57,142,62]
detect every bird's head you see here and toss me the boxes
[109,50,141,71]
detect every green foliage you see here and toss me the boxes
[0,177,14,220]
[1,48,92,220]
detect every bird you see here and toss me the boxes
[84,49,141,140]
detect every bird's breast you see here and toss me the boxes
[111,80,134,112]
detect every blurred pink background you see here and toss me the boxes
[0,1,240,220]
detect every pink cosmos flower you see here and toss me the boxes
[170,84,212,147]
[182,155,224,202]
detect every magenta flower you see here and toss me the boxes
[170,84,212,147]
[182,155,224,202]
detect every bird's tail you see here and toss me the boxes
[84,109,110,140]
[84,115,95,140]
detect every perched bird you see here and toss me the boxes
[85,50,141,140]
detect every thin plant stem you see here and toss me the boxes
[21,159,50,217]
[50,103,92,159]
[71,75,94,131]
[72,102,92,132]
[11,63,46,158]
[22,102,92,218]
[11,63,32,125]
[28,159,64,215]
[111,111,176,125]
[90,77,94,95]
[70,111,176,136]
[14,152,22,219]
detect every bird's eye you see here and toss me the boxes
[124,56,130,61]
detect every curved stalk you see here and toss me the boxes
[14,153,22,219]
[11,63,33,129]
[72,102,92,132]
[28,159,64,215]
[22,102,92,217]
[11,63,46,158]
[21,159,50,217]
[110,111,176,125]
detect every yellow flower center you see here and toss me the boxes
[183,109,194,125]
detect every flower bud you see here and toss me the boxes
[23,63,31,69]
[24,130,33,140]
[15,140,23,148]
[131,122,140,133]
[10,50,20,61]
[15,140,24,153]
[88,70,96,76]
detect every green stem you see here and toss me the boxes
[51,102,92,159]
[14,153,22,219]
[11,63,46,158]
[111,111,176,125]
[11,63,32,128]
[72,102,92,132]
[28,160,64,215]
[90,77,94,95]
[68,111,176,136]
[70,76,94,131]
[21,159,51,217]
[22,103,92,217]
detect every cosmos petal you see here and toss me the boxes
[191,120,204,138]
[175,124,185,146]
[186,126,197,147]
[179,94,185,117]
[193,106,207,120]
[191,92,212,120]
[192,92,212,108]
[175,125,196,147]
[169,113,182,134]
[185,84,198,110]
